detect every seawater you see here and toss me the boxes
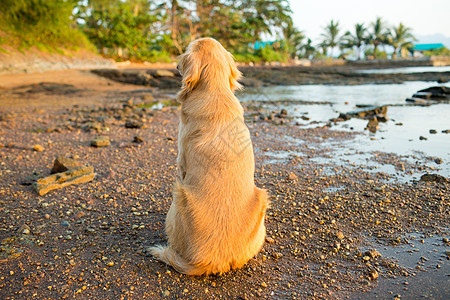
[237,81,450,177]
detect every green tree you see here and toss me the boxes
[282,19,305,59]
[342,23,368,60]
[388,23,416,58]
[0,0,91,49]
[320,19,341,57]
[76,0,165,60]
[368,17,389,59]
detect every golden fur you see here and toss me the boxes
[150,38,269,275]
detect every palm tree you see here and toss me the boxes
[388,23,416,58]
[342,23,368,60]
[320,19,341,57]
[282,19,305,59]
[368,17,390,59]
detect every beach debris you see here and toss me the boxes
[51,156,82,174]
[334,105,388,125]
[407,86,450,103]
[419,174,448,183]
[91,136,110,147]
[34,165,95,195]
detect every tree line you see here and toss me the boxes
[0,0,433,63]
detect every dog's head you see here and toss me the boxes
[177,38,242,100]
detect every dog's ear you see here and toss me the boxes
[226,52,242,91]
[177,51,207,101]
[183,52,207,91]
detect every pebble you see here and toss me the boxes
[419,136,427,141]
[261,282,267,288]
[163,290,170,297]
[61,220,70,227]
[429,129,437,134]
[91,136,110,147]
[265,237,275,243]
[33,144,44,152]
[287,173,298,180]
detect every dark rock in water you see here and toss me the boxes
[429,129,437,134]
[366,118,379,133]
[51,156,82,174]
[345,105,387,119]
[420,174,448,183]
[419,136,427,140]
[125,120,142,129]
[376,115,388,122]
[434,158,443,164]
[405,97,432,105]
[418,86,449,94]
[338,113,351,121]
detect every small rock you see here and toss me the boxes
[133,136,144,143]
[336,231,345,240]
[125,120,142,129]
[51,156,82,174]
[61,221,70,227]
[429,129,437,134]
[442,129,450,134]
[106,262,114,267]
[365,249,381,259]
[272,252,283,259]
[368,269,379,280]
[163,290,170,297]
[419,136,427,141]
[33,145,44,152]
[443,238,449,243]
[420,174,448,183]
[265,237,275,244]
[434,158,443,164]
[287,173,298,181]
[261,282,267,288]
[91,136,110,147]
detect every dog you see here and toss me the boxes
[150,38,269,275]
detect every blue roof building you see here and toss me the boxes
[412,43,445,51]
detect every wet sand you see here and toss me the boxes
[0,70,448,299]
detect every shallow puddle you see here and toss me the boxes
[355,233,450,299]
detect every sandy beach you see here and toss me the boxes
[0,68,448,299]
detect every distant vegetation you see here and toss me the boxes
[0,0,446,63]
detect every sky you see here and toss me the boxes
[289,0,450,46]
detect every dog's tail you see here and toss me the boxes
[149,245,206,276]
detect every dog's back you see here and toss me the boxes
[150,38,268,275]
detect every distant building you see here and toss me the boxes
[248,41,276,50]
[412,43,445,57]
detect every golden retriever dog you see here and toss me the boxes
[150,38,269,275]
